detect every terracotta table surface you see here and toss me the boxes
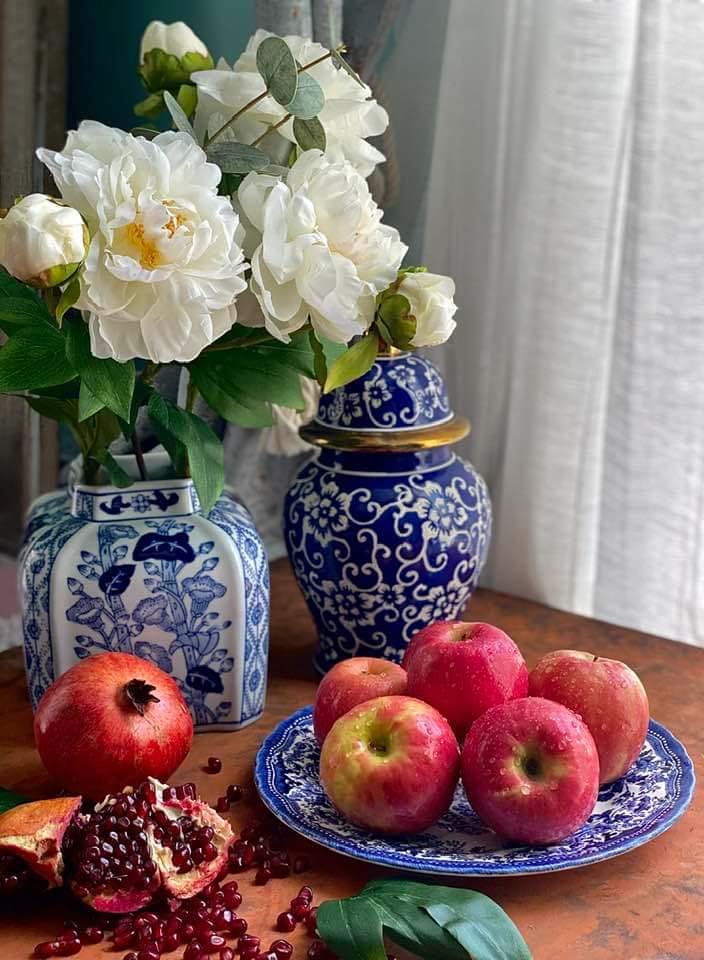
[0,558,702,960]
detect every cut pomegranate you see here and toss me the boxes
[60,778,232,912]
[0,796,81,887]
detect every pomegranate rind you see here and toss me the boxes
[0,796,80,885]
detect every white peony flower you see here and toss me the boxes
[400,271,458,347]
[193,29,389,176]
[0,194,89,289]
[238,149,407,344]
[140,20,209,63]
[37,121,247,363]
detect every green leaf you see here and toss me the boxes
[317,898,387,960]
[331,48,366,88]
[25,395,80,425]
[0,787,27,815]
[256,36,298,106]
[0,268,41,303]
[134,91,165,119]
[191,348,306,410]
[56,276,81,326]
[361,879,532,960]
[139,48,188,93]
[0,297,53,336]
[309,329,346,386]
[176,83,197,118]
[190,363,274,428]
[324,331,379,392]
[292,116,326,151]
[206,142,271,175]
[180,51,215,75]
[163,90,195,137]
[96,451,133,488]
[0,329,75,391]
[148,393,224,512]
[286,70,325,119]
[78,381,104,421]
[362,887,467,960]
[65,316,135,422]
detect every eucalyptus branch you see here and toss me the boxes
[131,430,147,481]
[205,44,344,149]
[252,113,291,147]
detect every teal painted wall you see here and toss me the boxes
[67,0,256,130]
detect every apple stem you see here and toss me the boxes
[593,655,600,662]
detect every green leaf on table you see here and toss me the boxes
[293,116,326,151]
[256,36,298,106]
[324,330,379,393]
[0,328,75,391]
[163,90,195,137]
[56,276,81,326]
[206,141,271,175]
[65,315,135,422]
[286,70,325,120]
[316,898,387,960]
[0,787,27,815]
[331,48,366,88]
[148,393,224,512]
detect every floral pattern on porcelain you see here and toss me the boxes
[255,709,696,876]
[19,479,269,730]
[315,353,451,431]
[285,448,491,671]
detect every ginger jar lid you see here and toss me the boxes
[301,351,470,452]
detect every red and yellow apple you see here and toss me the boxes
[404,621,528,738]
[313,657,407,745]
[461,697,599,844]
[528,649,649,784]
[319,695,459,834]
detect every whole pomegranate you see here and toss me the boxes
[34,653,193,799]
[0,778,233,912]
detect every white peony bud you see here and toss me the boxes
[0,194,89,289]
[400,271,458,348]
[140,20,209,63]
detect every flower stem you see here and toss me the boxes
[252,113,292,147]
[185,378,197,413]
[140,361,161,386]
[132,430,147,481]
[204,45,343,149]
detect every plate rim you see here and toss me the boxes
[254,707,696,877]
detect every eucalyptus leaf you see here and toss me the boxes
[65,316,135,422]
[163,90,195,137]
[56,276,81,326]
[256,36,298,106]
[293,116,326,151]
[331,47,366,88]
[206,142,271,175]
[148,393,224,512]
[0,787,26,815]
[324,331,379,393]
[317,899,387,960]
[286,70,325,119]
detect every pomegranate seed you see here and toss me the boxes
[123,955,139,960]
[228,916,248,936]
[226,784,243,802]
[180,923,196,943]
[240,950,262,960]
[270,859,290,879]
[293,855,311,874]
[307,943,336,960]
[206,757,222,773]
[220,951,235,960]
[114,929,137,948]
[162,931,181,951]
[276,912,297,933]
[305,906,318,934]
[184,943,202,960]
[62,921,79,932]
[202,932,226,952]
[290,897,310,920]
[298,885,314,903]
[80,927,103,944]
[55,943,81,957]
[136,949,160,960]
[34,944,61,959]
[216,797,230,813]
[238,935,260,951]
[270,940,293,959]
[254,866,272,885]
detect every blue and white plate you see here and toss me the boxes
[254,707,695,876]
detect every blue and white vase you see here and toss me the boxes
[283,350,492,674]
[19,461,269,731]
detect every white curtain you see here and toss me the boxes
[427,0,704,645]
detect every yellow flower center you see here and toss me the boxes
[123,201,187,269]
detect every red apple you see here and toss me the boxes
[461,697,599,844]
[528,649,649,784]
[403,621,528,737]
[313,657,408,745]
[319,695,459,834]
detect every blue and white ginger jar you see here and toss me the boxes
[284,350,492,674]
[20,471,269,731]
